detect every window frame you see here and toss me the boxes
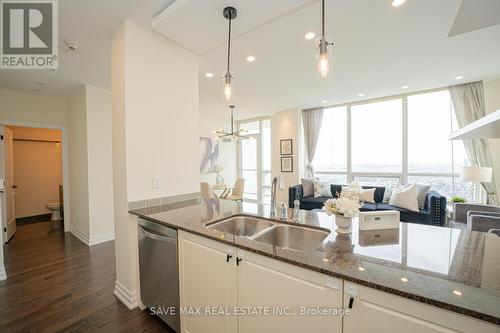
[313,88,462,196]
[236,117,272,204]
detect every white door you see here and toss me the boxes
[178,231,237,333]
[0,126,15,243]
[237,249,343,333]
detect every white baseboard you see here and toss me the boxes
[70,226,114,247]
[114,280,138,309]
[89,231,115,246]
[70,225,90,245]
[0,263,6,281]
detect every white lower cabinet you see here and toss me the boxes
[179,231,497,333]
[237,249,343,333]
[343,282,499,333]
[178,231,342,333]
[178,231,237,333]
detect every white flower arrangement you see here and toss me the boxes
[322,193,362,218]
[215,165,224,172]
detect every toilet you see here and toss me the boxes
[46,202,62,221]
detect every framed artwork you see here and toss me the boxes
[280,139,293,155]
[200,137,219,173]
[281,156,293,172]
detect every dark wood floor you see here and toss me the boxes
[0,229,174,332]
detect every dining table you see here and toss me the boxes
[211,184,234,199]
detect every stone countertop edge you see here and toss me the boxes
[129,206,500,326]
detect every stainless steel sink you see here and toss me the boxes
[206,216,275,237]
[252,224,329,251]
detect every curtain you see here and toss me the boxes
[449,81,498,205]
[302,107,324,178]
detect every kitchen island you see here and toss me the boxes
[130,198,500,333]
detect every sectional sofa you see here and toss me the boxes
[289,184,447,226]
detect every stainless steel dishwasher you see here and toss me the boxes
[138,218,179,332]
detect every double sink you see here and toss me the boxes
[205,216,330,252]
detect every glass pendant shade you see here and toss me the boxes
[222,72,234,102]
[317,37,333,79]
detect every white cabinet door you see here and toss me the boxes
[343,282,499,333]
[178,231,237,333]
[237,249,343,333]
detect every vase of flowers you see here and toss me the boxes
[322,192,362,234]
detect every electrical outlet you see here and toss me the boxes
[152,176,160,190]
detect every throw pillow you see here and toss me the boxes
[383,186,393,203]
[341,186,376,203]
[389,184,419,212]
[416,184,431,210]
[313,180,333,198]
[301,178,316,197]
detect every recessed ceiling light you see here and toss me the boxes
[453,290,462,296]
[392,0,406,7]
[401,277,408,282]
[305,32,316,40]
[455,75,464,80]
[358,93,365,97]
[205,72,214,78]
[358,266,365,271]
[401,85,409,89]
[246,55,256,62]
[322,100,328,104]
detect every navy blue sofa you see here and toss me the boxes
[289,184,447,226]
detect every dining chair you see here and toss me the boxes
[200,182,215,199]
[226,178,245,201]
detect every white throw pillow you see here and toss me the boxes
[341,186,375,203]
[389,184,419,212]
[301,178,316,197]
[313,180,333,198]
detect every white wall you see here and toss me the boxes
[0,88,67,125]
[199,107,237,186]
[68,85,115,245]
[271,109,303,206]
[86,86,115,242]
[11,127,62,218]
[483,78,500,203]
[68,89,90,237]
[112,21,199,309]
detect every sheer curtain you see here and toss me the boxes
[302,107,324,178]
[449,81,498,205]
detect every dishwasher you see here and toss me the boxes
[138,218,180,332]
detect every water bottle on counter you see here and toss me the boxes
[280,202,288,221]
[293,199,300,222]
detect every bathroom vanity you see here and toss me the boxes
[130,199,500,333]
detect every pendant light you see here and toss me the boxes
[317,0,333,78]
[213,105,252,141]
[222,7,237,101]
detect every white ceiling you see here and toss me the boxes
[0,0,153,97]
[449,0,500,37]
[153,0,315,54]
[1,0,500,122]
[195,0,500,119]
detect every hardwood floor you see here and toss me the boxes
[0,230,174,332]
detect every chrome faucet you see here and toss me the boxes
[270,176,285,219]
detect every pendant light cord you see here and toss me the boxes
[322,0,325,37]
[227,18,232,72]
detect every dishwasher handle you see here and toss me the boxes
[140,227,176,244]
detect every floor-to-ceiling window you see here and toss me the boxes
[238,118,272,204]
[313,89,471,201]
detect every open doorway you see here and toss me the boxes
[1,125,64,243]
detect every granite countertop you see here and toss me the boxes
[130,198,500,325]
